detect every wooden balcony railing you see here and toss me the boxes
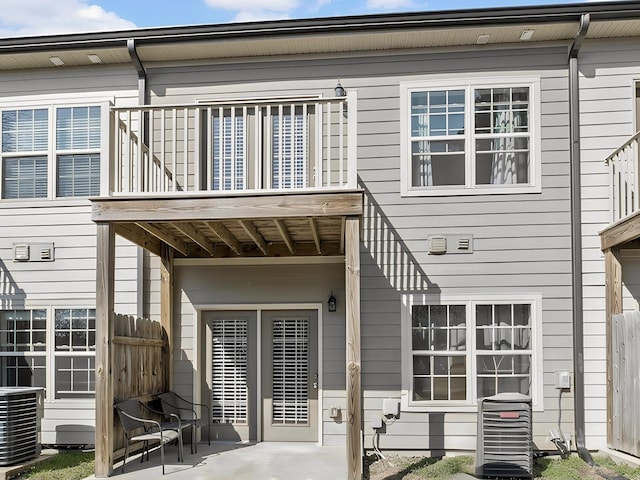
[112,93,357,195]
[606,131,640,223]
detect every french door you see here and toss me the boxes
[205,309,318,442]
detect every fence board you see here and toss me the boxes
[112,314,169,453]
[612,311,640,456]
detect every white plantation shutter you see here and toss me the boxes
[211,319,248,424]
[272,106,308,189]
[212,109,246,191]
[2,156,48,199]
[2,109,48,153]
[271,317,309,424]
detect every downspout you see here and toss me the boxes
[127,38,149,319]
[569,13,594,466]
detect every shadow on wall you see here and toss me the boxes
[360,180,445,453]
[361,180,440,296]
[0,258,26,310]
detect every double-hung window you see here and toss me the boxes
[1,105,102,199]
[401,77,540,196]
[402,295,542,411]
[1,109,49,199]
[56,106,101,197]
[54,308,96,398]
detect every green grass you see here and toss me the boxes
[18,451,94,480]
[367,453,640,479]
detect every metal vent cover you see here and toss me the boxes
[476,393,533,479]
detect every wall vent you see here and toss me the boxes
[476,393,533,478]
[13,243,54,262]
[13,245,30,262]
[427,235,473,255]
[428,236,447,255]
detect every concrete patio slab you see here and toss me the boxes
[84,442,346,480]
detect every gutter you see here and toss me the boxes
[1,1,640,53]
[127,38,147,104]
[568,13,594,466]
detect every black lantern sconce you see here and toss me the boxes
[328,292,337,312]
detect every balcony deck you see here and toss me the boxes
[93,96,361,258]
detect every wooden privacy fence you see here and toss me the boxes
[112,314,169,453]
[612,311,640,457]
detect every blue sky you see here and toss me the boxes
[0,0,615,37]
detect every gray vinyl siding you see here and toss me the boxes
[577,37,640,449]
[0,65,139,445]
[145,45,574,451]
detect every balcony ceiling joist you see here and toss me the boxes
[174,222,215,255]
[274,219,295,255]
[137,222,189,256]
[207,221,242,256]
[240,220,269,256]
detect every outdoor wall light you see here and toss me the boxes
[328,292,337,312]
[334,80,346,97]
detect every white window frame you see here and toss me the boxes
[400,76,542,197]
[400,293,543,413]
[0,100,110,202]
[0,305,97,403]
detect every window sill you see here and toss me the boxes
[401,397,543,413]
[0,198,92,209]
[401,184,542,197]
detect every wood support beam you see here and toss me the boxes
[92,191,364,223]
[309,218,322,255]
[605,247,622,447]
[161,244,174,391]
[240,220,268,255]
[340,216,346,254]
[137,222,188,256]
[174,222,215,255]
[345,216,362,480]
[274,219,295,255]
[95,223,115,478]
[207,221,242,256]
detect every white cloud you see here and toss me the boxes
[0,0,136,37]
[366,0,419,9]
[204,0,299,22]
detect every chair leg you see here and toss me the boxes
[191,425,196,455]
[160,440,165,475]
[207,422,211,446]
[178,432,184,462]
[122,441,129,473]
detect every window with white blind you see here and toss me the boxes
[209,104,311,191]
[56,106,101,197]
[211,318,248,424]
[402,295,542,411]
[271,317,309,424]
[0,105,101,200]
[400,76,540,196]
[1,109,48,199]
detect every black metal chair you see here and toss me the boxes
[156,391,211,454]
[114,399,184,475]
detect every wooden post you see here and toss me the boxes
[345,216,362,480]
[161,243,174,391]
[95,223,115,477]
[605,247,622,447]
